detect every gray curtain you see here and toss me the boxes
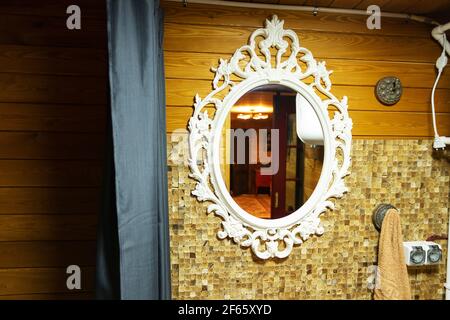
[96,0,171,300]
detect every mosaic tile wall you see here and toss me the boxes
[168,139,450,300]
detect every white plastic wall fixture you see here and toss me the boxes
[403,241,442,266]
[296,93,324,146]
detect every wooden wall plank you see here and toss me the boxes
[0,0,106,19]
[0,215,96,241]
[163,3,450,139]
[0,14,106,48]
[166,79,222,107]
[164,51,450,89]
[0,291,94,300]
[0,45,107,76]
[161,2,431,37]
[214,0,450,17]
[0,241,95,268]
[327,0,363,8]
[166,106,450,137]
[303,0,335,6]
[408,2,450,18]
[0,267,94,295]
[0,103,106,132]
[0,187,101,215]
[334,86,450,114]
[350,111,450,137]
[0,132,105,160]
[165,79,450,113]
[0,0,106,299]
[0,74,107,105]
[164,23,442,63]
[0,160,103,187]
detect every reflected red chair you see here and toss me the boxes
[255,168,271,194]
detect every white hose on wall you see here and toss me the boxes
[431,24,450,149]
[431,22,450,301]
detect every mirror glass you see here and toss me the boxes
[220,85,324,220]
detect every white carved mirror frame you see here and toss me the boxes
[188,15,352,259]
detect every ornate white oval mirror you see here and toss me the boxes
[188,15,352,259]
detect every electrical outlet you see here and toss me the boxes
[403,241,442,266]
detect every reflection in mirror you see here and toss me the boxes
[221,85,324,220]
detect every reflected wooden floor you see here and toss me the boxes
[233,194,271,219]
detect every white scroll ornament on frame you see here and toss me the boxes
[187,15,352,259]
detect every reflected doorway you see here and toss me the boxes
[225,86,323,220]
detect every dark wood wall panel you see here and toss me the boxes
[0,132,105,159]
[0,0,107,299]
[0,215,97,241]
[0,74,107,105]
[0,241,95,269]
[0,292,94,300]
[0,0,106,19]
[0,187,100,215]
[0,267,95,296]
[0,14,106,48]
[0,103,106,132]
[0,160,102,187]
[0,45,107,76]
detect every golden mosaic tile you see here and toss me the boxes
[167,139,450,300]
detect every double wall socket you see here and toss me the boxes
[403,241,442,266]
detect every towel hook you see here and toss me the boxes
[373,203,398,231]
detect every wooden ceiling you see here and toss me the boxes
[226,0,450,22]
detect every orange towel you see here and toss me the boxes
[374,208,411,300]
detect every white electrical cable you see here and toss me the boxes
[431,72,442,138]
[431,51,444,138]
[165,0,439,25]
[431,32,448,149]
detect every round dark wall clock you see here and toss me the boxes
[375,76,402,105]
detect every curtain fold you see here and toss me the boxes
[96,0,171,300]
